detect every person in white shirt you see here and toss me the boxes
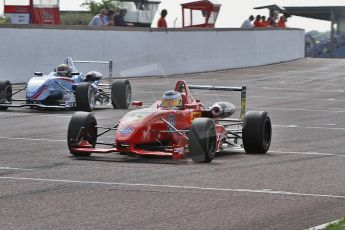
[241,15,254,29]
[89,9,107,26]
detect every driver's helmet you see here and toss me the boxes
[161,90,183,110]
[56,64,72,77]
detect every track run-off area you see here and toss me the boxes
[0,58,345,230]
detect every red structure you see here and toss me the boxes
[181,0,221,28]
[4,0,60,24]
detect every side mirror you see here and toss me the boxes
[34,72,43,76]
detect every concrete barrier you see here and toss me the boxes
[0,25,304,83]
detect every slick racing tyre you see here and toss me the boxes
[76,82,96,112]
[242,111,272,154]
[67,112,97,157]
[0,80,12,111]
[111,79,131,109]
[189,118,217,163]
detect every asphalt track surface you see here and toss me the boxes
[1,58,345,230]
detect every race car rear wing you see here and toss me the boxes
[188,85,246,120]
[66,58,113,85]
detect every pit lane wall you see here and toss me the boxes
[0,25,304,83]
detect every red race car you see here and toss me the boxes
[67,80,272,163]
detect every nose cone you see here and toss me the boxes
[26,77,49,99]
[115,108,156,142]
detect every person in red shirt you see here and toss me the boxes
[266,17,274,27]
[261,16,268,27]
[254,15,265,28]
[277,16,286,28]
[157,9,168,28]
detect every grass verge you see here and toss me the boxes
[324,218,345,230]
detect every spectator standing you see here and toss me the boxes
[114,9,133,26]
[261,16,268,27]
[270,11,279,27]
[241,15,254,29]
[254,15,265,27]
[277,15,287,28]
[157,9,168,28]
[104,9,115,26]
[89,9,107,26]
[266,17,274,27]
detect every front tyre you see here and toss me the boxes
[0,80,12,110]
[189,118,217,163]
[111,79,131,109]
[242,111,272,154]
[76,82,96,112]
[67,111,97,156]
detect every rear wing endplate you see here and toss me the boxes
[188,85,247,120]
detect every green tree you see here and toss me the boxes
[81,0,120,15]
[60,12,94,25]
[0,16,10,24]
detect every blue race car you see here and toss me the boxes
[0,57,131,111]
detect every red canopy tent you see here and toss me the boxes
[181,0,221,28]
[4,0,60,24]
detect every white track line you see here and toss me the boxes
[251,107,345,113]
[273,124,345,130]
[0,112,72,118]
[0,137,65,142]
[192,92,345,102]
[269,150,345,157]
[0,167,33,171]
[0,176,344,199]
[250,96,345,102]
[0,112,110,120]
[257,86,344,93]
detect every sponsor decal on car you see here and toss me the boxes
[119,127,134,136]
[143,125,151,140]
[167,114,176,131]
[173,147,184,155]
[190,111,201,122]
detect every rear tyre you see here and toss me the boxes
[111,79,131,109]
[67,111,97,156]
[0,80,12,110]
[242,111,272,154]
[189,118,216,163]
[76,82,96,112]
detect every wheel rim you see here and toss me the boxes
[263,118,272,147]
[88,88,96,109]
[0,90,5,101]
[207,126,216,157]
[5,85,12,101]
[126,84,131,106]
[0,84,11,102]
